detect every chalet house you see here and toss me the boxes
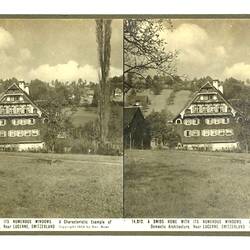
[173,80,243,151]
[0,81,46,151]
[124,107,151,149]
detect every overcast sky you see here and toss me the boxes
[162,19,250,81]
[0,19,122,82]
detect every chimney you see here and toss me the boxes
[18,81,25,91]
[25,86,30,95]
[212,79,219,90]
[218,85,223,94]
[18,81,29,95]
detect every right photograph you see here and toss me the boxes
[123,18,250,218]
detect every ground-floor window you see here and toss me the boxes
[184,129,234,137]
[7,129,40,137]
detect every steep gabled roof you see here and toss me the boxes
[173,81,242,121]
[0,82,45,116]
[124,107,144,128]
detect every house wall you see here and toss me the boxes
[0,83,45,148]
[175,115,239,145]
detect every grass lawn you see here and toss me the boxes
[124,149,250,218]
[0,152,122,218]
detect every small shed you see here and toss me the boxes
[124,107,151,149]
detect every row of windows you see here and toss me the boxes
[0,129,40,137]
[177,118,230,125]
[198,94,218,101]
[205,118,229,125]
[12,119,36,126]
[189,104,229,114]
[0,119,36,126]
[5,96,24,102]
[183,118,200,125]
[184,129,234,137]
[0,105,37,115]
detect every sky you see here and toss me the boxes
[161,19,250,81]
[0,18,122,82]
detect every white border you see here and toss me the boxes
[0,0,250,15]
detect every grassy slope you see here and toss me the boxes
[167,90,192,116]
[0,152,122,218]
[124,150,250,218]
[141,89,192,117]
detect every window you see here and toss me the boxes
[213,95,218,100]
[19,96,23,101]
[210,130,217,136]
[33,108,37,114]
[176,119,182,124]
[184,119,192,125]
[205,118,213,125]
[17,130,23,137]
[30,119,35,125]
[0,130,6,137]
[218,129,225,136]
[192,130,200,136]
[25,130,31,137]
[193,118,199,125]
[192,105,199,113]
[214,118,221,124]
[32,129,39,136]
[223,118,230,124]
[8,130,16,137]
[184,130,191,137]
[0,120,6,126]
[6,97,10,102]
[202,106,207,113]
[202,130,210,136]
[225,129,233,136]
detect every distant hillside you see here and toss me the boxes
[138,89,192,118]
[167,90,192,117]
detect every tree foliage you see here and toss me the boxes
[124,19,177,92]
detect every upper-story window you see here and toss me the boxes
[193,118,199,125]
[184,119,192,125]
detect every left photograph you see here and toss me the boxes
[0,18,123,218]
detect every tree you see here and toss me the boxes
[96,19,112,145]
[146,110,174,146]
[42,94,73,152]
[124,19,177,92]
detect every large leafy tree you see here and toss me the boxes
[124,19,177,92]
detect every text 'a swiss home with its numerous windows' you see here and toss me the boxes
[0,81,46,151]
[173,80,244,151]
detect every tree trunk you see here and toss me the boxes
[96,19,112,146]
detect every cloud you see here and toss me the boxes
[0,27,14,50]
[28,60,122,82]
[223,62,250,80]
[19,48,32,61]
[165,23,208,50]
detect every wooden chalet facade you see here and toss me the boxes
[124,107,150,149]
[0,82,46,151]
[173,80,243,151]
